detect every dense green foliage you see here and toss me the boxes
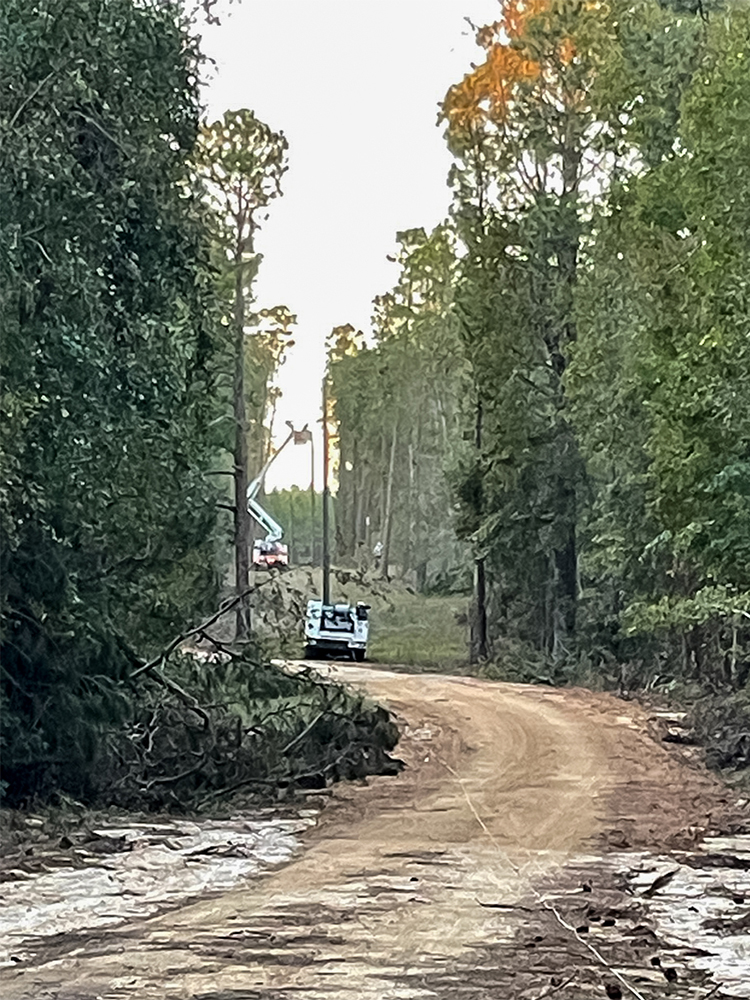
[451,0,750,686]
[0,0,225,801]
[570,6,750,686]
[0,1,400,809]
[331,0,750,704]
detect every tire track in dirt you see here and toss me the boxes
[1,666,743,999]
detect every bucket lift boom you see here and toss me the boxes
[247,422,310,567]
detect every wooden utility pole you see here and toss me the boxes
[309,434,316,567]
[322,378,331,607]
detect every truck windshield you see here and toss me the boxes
[322,608,353,631]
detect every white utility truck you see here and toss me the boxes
[304,600,370,661]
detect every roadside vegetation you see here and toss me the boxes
[0,0,398,810]
[326,0,750,780]
[368,592,468,674]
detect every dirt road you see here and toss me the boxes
[2,667,745,999]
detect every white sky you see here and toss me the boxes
[200,0,498,489]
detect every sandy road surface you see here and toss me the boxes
[2,666,740,999]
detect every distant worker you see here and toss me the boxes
[373,540,383,571]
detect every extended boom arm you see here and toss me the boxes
[247,496,284,542]
[246,423,309,542]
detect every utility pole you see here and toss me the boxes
[322,377,331,607]
[309,433,315,567]
[288,488,296,564]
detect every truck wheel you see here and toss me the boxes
[352,649,366,662]
[304,645,317,660]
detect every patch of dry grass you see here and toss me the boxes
[368,592,469,673]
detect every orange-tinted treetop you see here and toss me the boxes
[443,0,576,133]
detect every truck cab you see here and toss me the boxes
[252,539,289,570]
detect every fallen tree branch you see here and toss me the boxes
[197,631,241,660]
[128,584,275,731]
[141,667,212,730]
[531,975,575,999]
[197,765,329,804]
[199,775,281,801]
[137,755,209,790]
[281,711,325,755]
[94,600,400,811]
[476,899,535,913]
[130,581,273,680]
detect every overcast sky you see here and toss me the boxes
[200,0,498,488]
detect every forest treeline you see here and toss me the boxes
[329,226,471,591]
[329,0,750,691]
[0,0,396,806]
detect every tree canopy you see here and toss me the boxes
[329,0,750,693]
[0,0,223,801]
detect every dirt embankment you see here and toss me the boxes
[2,666,748,1000]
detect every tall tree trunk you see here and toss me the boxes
[468,139,490,663]
[309,435,316,567]
[402,438,416,578]
[380,421,398,580]
[378,432,388,540]
[322,379,331,606]
[471,398,488,662]
[472,558,488,662]
[413,419,425,589]
[345,438,357,559]
[363,471,372,559]
[550,132,581,658]
[354,460,366,560]
[233,252,252,640]
[551,484,577,662]
[288,489,296,564]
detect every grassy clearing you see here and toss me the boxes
[368,591,469,673]
[246,565,470,674]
